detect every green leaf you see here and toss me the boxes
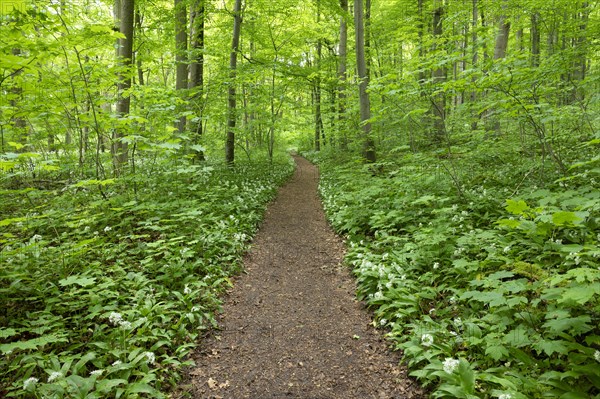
[0,328,19,339]
[559,283,600,305]
[544,315,592,335]
[59,275,97,287]
[506,199,530,216]
[485,344,509,361]
[533,339,569,356]
[552,211,582,226]
[0,334,68,354]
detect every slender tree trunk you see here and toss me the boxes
[113,0,134,172]
[431,4,446,142]
[226,0,243,165]
[354,0,375,163]
[175,0,188,133]
[338,0,348,150]
[493,14,510,60]
[571,2,589,102]
[531,11,540,67]
[364,0,371,76]
[189,0,205,160]
[10,48,27,150]
[417,0,426,88]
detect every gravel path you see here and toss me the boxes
[184,156,424,399]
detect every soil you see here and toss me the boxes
[182,156,425,399]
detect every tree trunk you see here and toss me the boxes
[354,0,375,163]
[338,0,348,150]
[493,4,510,60]
[531,11,540,67]
[175,0,188,133]
[10,48,27,150]
[226,0,243,165]
[189,0,205,160]
[113,0,134,172]
[431,4,446,143]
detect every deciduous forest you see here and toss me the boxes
[1,0,599,398]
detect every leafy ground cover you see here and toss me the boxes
[307,144,600,399]
[0,154,294,398]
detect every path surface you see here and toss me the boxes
[185,157,424,399]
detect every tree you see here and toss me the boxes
[226,0,243,165]
[431,2,446,142]
[189,0,206,160]
[337,0,349,149]
[175,0,188,133]
[114,0,135,172]
[354,0,375,163]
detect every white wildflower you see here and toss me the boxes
[104,226,112,232]
[108,312,123,325]
[449,296,457,305]
[498,394,512,399]
[380,319,387,326]
[31,234,43,242]
[421,333,434,347]
[90,370,103,377]
[23,377,38,390]
[443,357,460,374]
[433,262,440,269]
[184,285,192,295]
[143,351,156,365]
[454,317,463,328]
[594,350,600,363]
[47,371,63,383]
[119,321,132,330]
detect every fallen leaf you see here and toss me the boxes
[207,377,218,390]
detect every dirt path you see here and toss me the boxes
[185,157,424,399]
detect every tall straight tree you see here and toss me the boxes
[354,0,375,162]
[114,0,134,172]
[337,0,348,149]
[431,2,446,142]
[174,0,188,133]
[189,0,205,160]
[314,1,323,151]
[226,0,243,164]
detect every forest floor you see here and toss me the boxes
[179,157,425,399]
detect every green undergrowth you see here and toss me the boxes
[307,146,600,399]
[0,155,295,398]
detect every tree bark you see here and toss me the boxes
[189,0,205,160]
[113,0,134,172]
[531,11,540,67]
[431,4,446,142]
[175,0,188,133]
[338,0,348,150]
[493,3,510,60]
[354,0,375,163]
[226,0,243,165]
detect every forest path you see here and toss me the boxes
[184,157,424,399]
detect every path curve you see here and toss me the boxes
[186,156,424,399]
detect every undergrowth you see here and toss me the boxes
[0,154,294,398]
[307,141,600,399]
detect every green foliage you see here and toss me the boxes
[0,155,294,397]
[309,147,600,398]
